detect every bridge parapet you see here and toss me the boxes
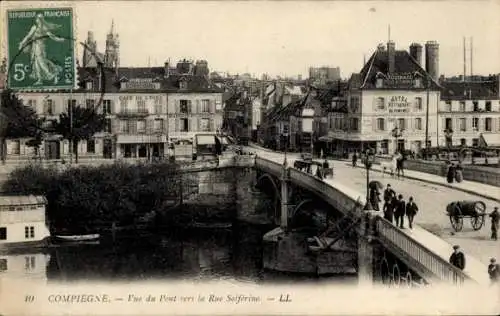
[375,217,470,285]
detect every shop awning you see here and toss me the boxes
[196,135,216,145]
[116,135,167,144]
[479,133,500,147]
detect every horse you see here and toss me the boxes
[380,155,398,177]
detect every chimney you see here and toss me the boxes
[387,41,395,74]
[409,43,423,66]
[164,61,170,78]
[377,43,385,52]
[425,41,439,81]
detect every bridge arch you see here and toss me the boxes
[255,173,281,224]
[289,199,315,220]
[256,173,281,201]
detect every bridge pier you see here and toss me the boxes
[280,165,290,231]
[357,211,377,287]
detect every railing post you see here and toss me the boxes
[280,163,290,231]
[358,211,377,287]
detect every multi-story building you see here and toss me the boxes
[439,76,500,148]
[309,66,341,86]
[4,60,223,162]
[328,41,442,155]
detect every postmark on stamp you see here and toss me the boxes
[7,7,75,90]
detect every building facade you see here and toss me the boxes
[328,41,442,155]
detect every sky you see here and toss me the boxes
[1,0,499,79]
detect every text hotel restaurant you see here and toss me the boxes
[322,40,500,154]
[1,60,224,161]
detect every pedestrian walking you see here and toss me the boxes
[490,206,499,241]
[352,152,358,167]
[406,196,419,229]
[446,163,456,184]
[449,245,466,271]
[383,196,396,224]
[383,184,395,204]
[396,154,405,178]
[455,162,464,183]
[394,194,406,229]
[488,258,499,285]
[369,186,381,211]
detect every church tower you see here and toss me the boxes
[82,31,98,67]
[104,20,120,69]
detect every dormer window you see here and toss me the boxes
[376,78,383,88]
[414,78,422,88]
[85,81,93,90]
[179,78,188,90]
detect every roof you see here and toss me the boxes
[359,49,441,90]
[285,86,304,95]
[440,81,499,100]
[0,195,47,206]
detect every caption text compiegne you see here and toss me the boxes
[27,293,292,304]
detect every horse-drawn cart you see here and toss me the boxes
[445,200,487,232]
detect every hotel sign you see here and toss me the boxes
[384,72,418,88]
[388,96,410,113]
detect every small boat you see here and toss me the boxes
[54,234,100,242]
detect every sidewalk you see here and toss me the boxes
[353,163,500,203]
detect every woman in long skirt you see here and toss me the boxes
[447,163,456,183]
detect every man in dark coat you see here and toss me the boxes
[490,207,499,241]
[383,196,396,224]
[488,258,499,285]
[405,196,419,229]
[449,245,466,271]
[394,194,406,228]
[383,184,395,204]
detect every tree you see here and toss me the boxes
[0,89,44,164]
[52,104,107,164]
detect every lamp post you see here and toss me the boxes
[363,148,375,211]
[391,127,404,154]
[283,131,288,166]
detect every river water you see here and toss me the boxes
[1,220,357,285]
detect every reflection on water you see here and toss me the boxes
[1,222,357,285]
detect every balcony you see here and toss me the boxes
[116,109,149,118]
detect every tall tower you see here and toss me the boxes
[82,31,97,67]
[409,43,423,66]
[425,41,439,81]
[104,20,120,69]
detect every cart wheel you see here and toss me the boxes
[404,271,413,287]
[471,215,484,231]
[380,258,390,285]
[450,215,463,232]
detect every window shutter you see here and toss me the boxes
[372,118,376,131]
[195,100,200,114]
[210,100,215,114]
[175,118,179,132]
[210,118,215,132]
[176,100,180,113]
[188,118,192,132]
[188,100,193,114]
[372,97,377,112]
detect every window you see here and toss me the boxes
[87,140,95,153]
[85,99,95,109]
[414,97,423,111]
[0,227,6,240]
[137,120,146,133]
[44,99,54,115]
[459,101,466,112]
[154,119,164,131]
[180,118,189,132]
[0,259,6,271]
[85,81,93,90]
[105,119,112,133]
[180,100,190,114]
[415,118,422,130]
[11,140,20,155]
[414,78,422,88]
[24,226,34,239]
[472,117,479,131]
[459,118,466,131]
[445,118,453,130]
[375,78,383,88]
[154,96,162,114]
[24,256,35,270]
[460,138,466,146]
[67,99,76,111]
[485,118,492,131]
[120,120,129,133]
[103,100,112,114]
[472,138,479,147]
[27,99,37,108]
[485,101,492,112]
[120,98,128,113]
[349,97,360,113]
[376,118,385,131]
[473,101,479,111]
[445,101,452,112]
[200,118,210,132]
[137,98,146,113]
[201,100,210,113]
[397,118,406,130]
[215,100,222,111]
[350,118,359,131]
[375,97,385,110]
[180,80,188,90]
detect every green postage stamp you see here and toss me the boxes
[6,7,75,90]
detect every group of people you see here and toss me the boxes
[380,184,419,229]
[445,161,464,183]
[449,245,499,285]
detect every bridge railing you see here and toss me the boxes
[375,217,470,285]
